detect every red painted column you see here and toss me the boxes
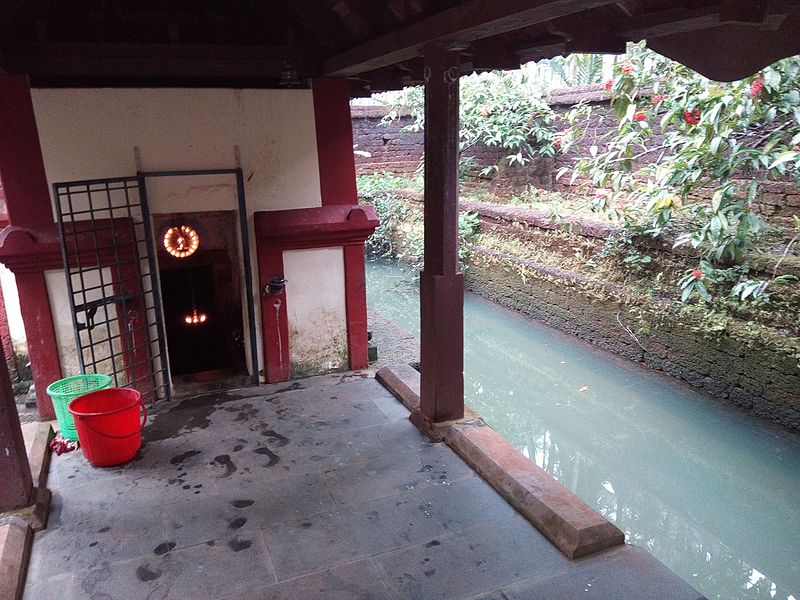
[16,272,60,419]
[258,249,291,383]
[312,78,359,207]
[0,279,18,381]
[0,342,34,511]
[0,75,62,418]
[343,243,369,369]
[0,75,54,229]
[419,46,465,423]
[313,78,372,371]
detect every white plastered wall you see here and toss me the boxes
[29,87,347,381]
[283,248,348,376]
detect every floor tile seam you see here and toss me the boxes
[256,487,425,531]
[46,528,276,580]
[266,530,452,584]
[366,555,405,600]
[323,479,437,509]
[367,529,457,564]
[265,554,388,586]
[254,529,280,586]
[408,485,450,536]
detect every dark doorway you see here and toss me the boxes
[155,211,246,384]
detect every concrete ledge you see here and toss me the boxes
[375,365,624,559]
[446,422,624,559]
[376,365,421,411]
[0,516,32,600]
[22,422,54,489]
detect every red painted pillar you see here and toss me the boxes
[0,343,34,511]
[16,272,60,419]
[344,243,369,369]
[0,75,63,418]
[0,75,53,230]
[313,78,371,370]
[419,46,464,423]
[312,78,359,207]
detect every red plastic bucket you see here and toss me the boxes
[68,388,147,467]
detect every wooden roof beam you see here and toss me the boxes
[284,0,351,47]
[1,42,322,80]
[617,1,799,39]
[322,0,619,77]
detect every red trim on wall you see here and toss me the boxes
[255,205,378,382]
[312,78,359,207]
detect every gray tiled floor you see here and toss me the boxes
[25,372,704,600]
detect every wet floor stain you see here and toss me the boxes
[276,382,303,393]
[259,427,290,447]
[424,540,441,548]
[143,392,239,442]
[153,542,176,556]
[254,446,280,467]
[228,517,248,530]
[170,450,201,465]
[230,499,254,508]
[227,537,253,552]
[136,564,162,582]
[214,454,237,477]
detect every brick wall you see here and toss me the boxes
[351,91,800,215]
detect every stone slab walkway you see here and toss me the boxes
[25,372,703,599]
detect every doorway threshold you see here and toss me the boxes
[172,368,253,399]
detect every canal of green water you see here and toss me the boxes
[366,260,800,600]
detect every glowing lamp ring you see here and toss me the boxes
[164,225,200,258]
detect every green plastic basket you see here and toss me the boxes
[46,374,113,441]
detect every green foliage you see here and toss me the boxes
[363,191,480,274]
[356,172,417,195]
[380,71,556,176]
[544,54,605,87]
[563,43,800,303]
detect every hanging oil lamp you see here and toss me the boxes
[183,266,207,326]
[185,308,207,325]
[164,224,200,258]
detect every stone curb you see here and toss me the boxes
[446,422,624,559]
[22,422,54,489]
[375,365,420,411]
[375,365,624,559]
[0,516,32,600]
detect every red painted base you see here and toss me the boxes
[254,205,378,383]
[419,271,464,423]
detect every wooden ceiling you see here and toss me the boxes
[0,1,799,91]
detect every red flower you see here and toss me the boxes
[692,269,704,280]
[620,62,634,74]
[604,79,614,92]
[750,78,764,98]
[683,108,701,125]
[554,138,562,148]
[594,188,610,200]
[652,95,665,105]
[634,111,647,122]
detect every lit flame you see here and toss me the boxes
[184,309,207,325]
[164,225,200,258]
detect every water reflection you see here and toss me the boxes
[367,261,800,600]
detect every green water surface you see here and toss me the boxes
[366,260,800,600]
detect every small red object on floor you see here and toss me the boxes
[49,436,79,456]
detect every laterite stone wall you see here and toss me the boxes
[466,249,800,429]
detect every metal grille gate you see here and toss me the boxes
[54,175,170,404]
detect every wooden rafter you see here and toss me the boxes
[322,0,620,77]
[1,42,322,81]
